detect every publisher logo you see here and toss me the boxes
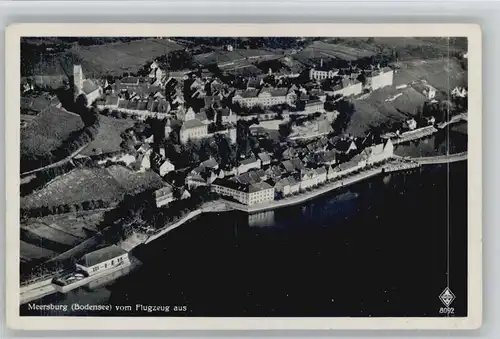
[439,287,455,307]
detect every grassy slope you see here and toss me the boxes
[80,116,135,156]
[20,106,85,158]
[345,58,466,137]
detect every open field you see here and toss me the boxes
[324,37,467,59]
[20,241,59,262]
[194,49,281,66]
[20,210,107,263]
[21,105,85,158]
[21,166,164,209]
[80,116,135,156]
[296,40,377,62]
[23,223,83,247]
[393,59,467,93]
[22,38,184,78]
[21,94,54,114]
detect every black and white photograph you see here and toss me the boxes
[6,23,482,330]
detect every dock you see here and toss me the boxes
[389,126,438,145]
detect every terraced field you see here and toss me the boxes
[21,166,164,210]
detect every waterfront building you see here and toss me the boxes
[315,167,328,184]
[405,118,418,131]
[274,177,291,196]
[212,179,274,206]
[299,168,319,190]
[288,176,300,194]
[76,245,129,276]
[361,139,394,164]
[334,138,358,155]
[154,185,175,207]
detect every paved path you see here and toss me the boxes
[21,144,90,177]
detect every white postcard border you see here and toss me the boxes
[5,23,482,330]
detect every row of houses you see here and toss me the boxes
[209,138,394,206]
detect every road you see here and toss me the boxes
[20,143,89,177]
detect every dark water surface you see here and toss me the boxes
[22,160,468,318]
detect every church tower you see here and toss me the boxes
[73,64,84,97]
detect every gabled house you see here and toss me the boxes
[158,159,175,176]
[257,152,272,166]
[236,156,262,175]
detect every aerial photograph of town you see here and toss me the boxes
[19,36,468,318]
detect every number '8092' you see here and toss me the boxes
[439,307,455,314]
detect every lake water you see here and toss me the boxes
[394,122,468,158]
[21,160,468,318]
[21,123,468,317]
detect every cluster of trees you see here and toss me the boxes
[94,186,219,244]
[178,37,311,51]
[20,258,73,286]
[21,199,111,220]
[165,133,238,169]
[147,187,220,230]
[331,99,356,134]
[421,97,466,124]
[120,121,155,151]
[154,50,194,71]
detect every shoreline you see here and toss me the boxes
[19,153,467,305]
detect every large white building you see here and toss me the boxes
[76,245,129,276]
[361,138,394,165]
[232,88,296,108]
[331,78,363,98]
[73,65,103,106]
[309,65,339,81]
[154,185,175,207]
[180,119,209,144]
[212,179,274,206]
[366,67,394,91]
